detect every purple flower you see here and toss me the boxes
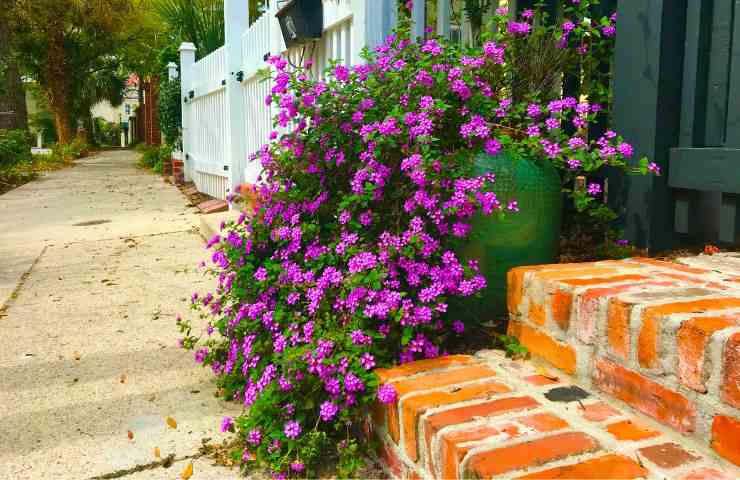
[507,21,532,36]
[220,416,233,433]
[290,463,305,472]
[567,158,582,170]
[344,372,364,392]
[360,352,376,370]
[254,267,268,282]
[602,25,616,37]
[484,138,502,156]
[284,421,301,439]
[377,384,397,404]
[248,428,262,445]
[452,320,465,334]
[648,162,661,175]
[617,142,634,158]
[507,200,520,212]
[587,183,602,196]
[319,401,339,421]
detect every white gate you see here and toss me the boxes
[179,0,445,200]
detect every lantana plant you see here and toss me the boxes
[179,2,653,478]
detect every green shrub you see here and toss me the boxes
[0,129,32,168]
[158,77,182,149]
[93,117,122,147]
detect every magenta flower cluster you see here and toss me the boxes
[178,3,650,477]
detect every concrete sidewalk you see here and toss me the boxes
[0,151,243,479]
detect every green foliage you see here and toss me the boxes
[157,77,182,148]
[493,333,528,359]
[0,130,32,168]
[153,0,225,57]
[137,144,171,173]
[137,146,160,169]
[93,118,122,147]
[55,138,90,161]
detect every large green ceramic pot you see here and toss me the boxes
[456,150,563,320]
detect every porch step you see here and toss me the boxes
[507,255,740,468]
[197,198,229,214]
[370,352,738,479]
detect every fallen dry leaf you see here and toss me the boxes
[181,462,193,479]
[119,373,127,384]
[153,446,161,459]
[534,363,559,381]
[73,351,81,361]
[166,416,177,429]
[127,430,134,440]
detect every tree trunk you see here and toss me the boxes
[43,24,74,144]
[0,7,27,130]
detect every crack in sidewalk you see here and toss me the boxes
[87,451,205,480]
[0,245,48,316]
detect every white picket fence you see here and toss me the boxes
[178,0,451,200]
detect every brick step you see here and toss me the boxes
[506,254,740,468]
[370,353,738,479]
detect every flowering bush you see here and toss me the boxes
[179,3,653,478]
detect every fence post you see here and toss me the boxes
[179,42,196,182]
[224,0,249,200]
[358,0,397,54]
[613,0,687,251]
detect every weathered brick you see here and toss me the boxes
[401,381,510,461]
[577,282,676,345]
[534,267,618,281]
[605,419,661,441]
[524,375,559,386]
[426,396,540,475]
[508,266,546,315]
[517,412,569,432]
[631,257,711,275]
[711,415,740,466]
[517,454,648,479]
[638,298,740,369]
[551,290,573,331]
[637,443,701,469]
[607,298,632,361]
[439,423,518,480]
[466,432,600,477]
[677,316,738,392]
[721,332,740,409]
[386,365,498,444]
[580,401,621,422]
[529,301,546,326]
[375,355,474,384]
[559,274,650,286]
[437,412,566,480]
[681,468,737,480]
[593,357,696,433]
[508,323,577,374]
[378,440,404,478]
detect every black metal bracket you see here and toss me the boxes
[188,90,194,99]
[236,71,244,82]
[223,165,229,171]
[222,79,227,86]
[263,52,270,62]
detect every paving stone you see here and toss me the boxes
[638,442,701,469]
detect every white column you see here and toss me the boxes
[360,0,398,54]
[179,42,196,182]
[167,62,179,80]
[411,0,425,39]
[437,0,451,38]
[36,130,43,148]
[224,0,249,202]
